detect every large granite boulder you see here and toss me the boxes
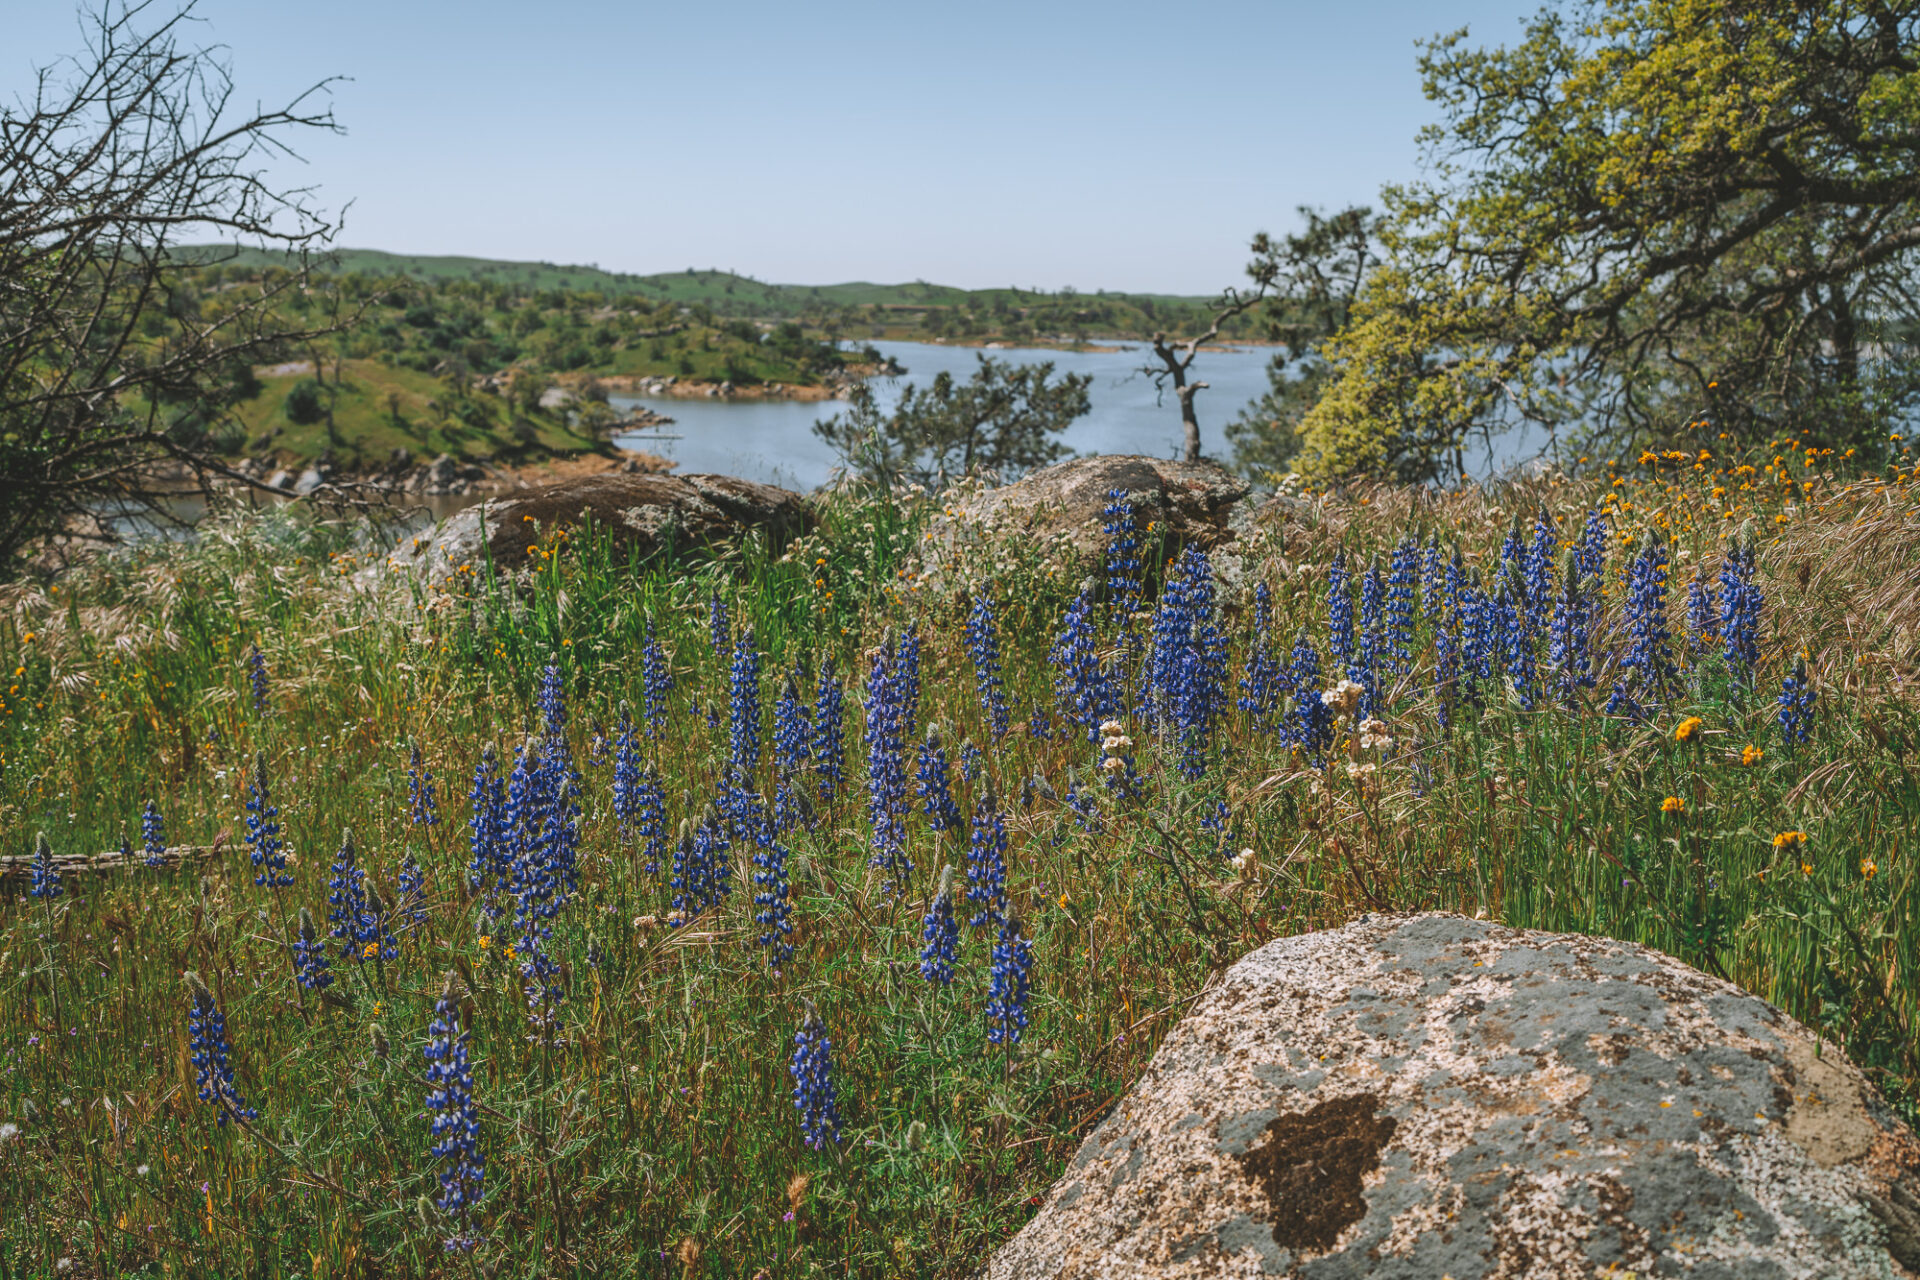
[933,455,1251,567]
[987,914,1920,1280]
[380,473,811,584]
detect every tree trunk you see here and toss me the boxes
[1178,381,1209,462]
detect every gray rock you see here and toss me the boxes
[292,468,324,496]
[932,454,1251,570]
[985,914,1920,1280]
[374,472,812,585]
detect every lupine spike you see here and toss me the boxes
[966,795,1010,928]
[986,911,1034,1046]
[920,865,959,985]
[864,637,912,885]
[424,972,486,1252]
[407,739,438,827]
[293,907,333,991]
[965,590,1012,740]
[641,618,674,736]
[185,971,257,1124]
[916,723,962,835]
[729,628,763,774]
[245,752,291,889]
[247,643,269,715]
[141,799,166,869]
[28,831,60,900]
[791,999,843,1150]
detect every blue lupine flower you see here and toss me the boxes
[1358,560,1386,719]
[1547,553,1595,704]
[791,1002,843,1150]
[1718,541,1762,686]
[247,643,269,715]
[812,657,845,803]
[919,865,960,985]
[986,911,1034,1046]
[1420,537,1446,622]
[141,799,166,869]
[612,703,642,835]
[186,972,256,1124]
[1779,657,1816,744]
[729,629,763,774]
[1198,798,1236,862]
[916,724,963,835]
[966,590,1012,740]
[641,619,674,736]
[897,627,924,736]
[466,747,510,902]
[537,662,567,736]
[1052,589,1115,744]
[1064,780,1103,834]
[505,715,582,932]
[322,832,362,951]
[1498,586,1537,710]
[359,882,400,963]
[773,672,812,832]
[1576,508,1607,582]
[1497,521,1524,598]
[708,585,729,655]
[245,752,291,889]
[408,740,438,827]
[28,831,60,900]
[1433,618,1459,730]
[1387,539,1418,674]
[1237,582,1280,728]
[633,767,666,877]
[1685,572,1716,658]
[1102,488,1143,619]
[397,853,428,929]
[960,739,985,784]
[966,798,1009,927]
[1283,635,1335,758]
[673,810,733,917]
[773,673,811,778]
[1326,553,1355,678]
[1606,539,1675,718]
[292,908,333,991]
[750,823,793,969]
[1027,704,1052,740]
[424,974,486,1253]
[1150,548,1228,776]
[516,927,564,1038]
[1525,507,1557,631]
[864,637,913,884]
[1459,575,1496,692]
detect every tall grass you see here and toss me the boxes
[1,436,1917,1277]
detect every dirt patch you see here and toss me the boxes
[1234,1093,1397,1252]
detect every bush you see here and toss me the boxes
[283,378,325,425]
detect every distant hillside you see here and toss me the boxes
[186,247,1253,341]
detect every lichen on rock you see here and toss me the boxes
[984,913,1920,1279]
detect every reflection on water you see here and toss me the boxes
[614,338,1550,491]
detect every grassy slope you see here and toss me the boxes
[8,446,1913,1276]
[195,246,1222,321]
[230,359,604,467]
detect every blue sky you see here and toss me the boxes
[8,0,1538,293]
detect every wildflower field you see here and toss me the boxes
[2,437,1919,1277]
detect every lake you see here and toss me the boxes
[611,339,1553,490]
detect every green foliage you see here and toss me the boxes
[1228,207,1381,482]
[1,445,1918,1273]
[1299,0,1920,482]
[282,378,325,426]
[813,355,1090,488]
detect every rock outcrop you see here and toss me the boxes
[987,914,1920,1280]
[379,472,811,584]
[933,455,1252,568]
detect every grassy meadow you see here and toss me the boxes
[2,437,1918,1277]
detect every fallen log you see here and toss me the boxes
[1,840,228,888]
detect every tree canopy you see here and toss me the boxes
[813,355,1090,489]
[1287,0,1920,482]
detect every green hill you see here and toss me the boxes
[186,246,1251,340]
